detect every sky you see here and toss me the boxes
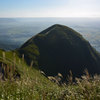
[0,0,100,18]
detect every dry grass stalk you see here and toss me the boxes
[84,69,90,80]
[19,59,21,64]
[13,53,16,74]
[58,73,63,78]
[22,54,24,62]
[30,60,34,68]
[2,51,5,61]
[67,70,73,84]
[13,52,16,57]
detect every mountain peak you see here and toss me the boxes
[18,24,100,80]
[38,24,83,39]
[50,24,66,28]
[39,24,68,35]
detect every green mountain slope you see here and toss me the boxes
[18,24,100,79]
[0,49,62,100]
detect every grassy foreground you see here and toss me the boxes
[0,50,100,100]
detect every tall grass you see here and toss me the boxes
[0,51,100,99]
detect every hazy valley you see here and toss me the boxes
[0,18,100,52]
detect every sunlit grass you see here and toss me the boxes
[0,49,100,100]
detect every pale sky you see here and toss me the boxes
[0,0,100,18]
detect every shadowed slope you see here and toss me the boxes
[18,24,100,79]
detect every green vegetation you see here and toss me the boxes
[18,42,39,67]
[0,49,100,99]
[0,49,60,99]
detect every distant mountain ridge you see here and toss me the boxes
[18,24,100,79]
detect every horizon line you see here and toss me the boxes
[0,16,100,19]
